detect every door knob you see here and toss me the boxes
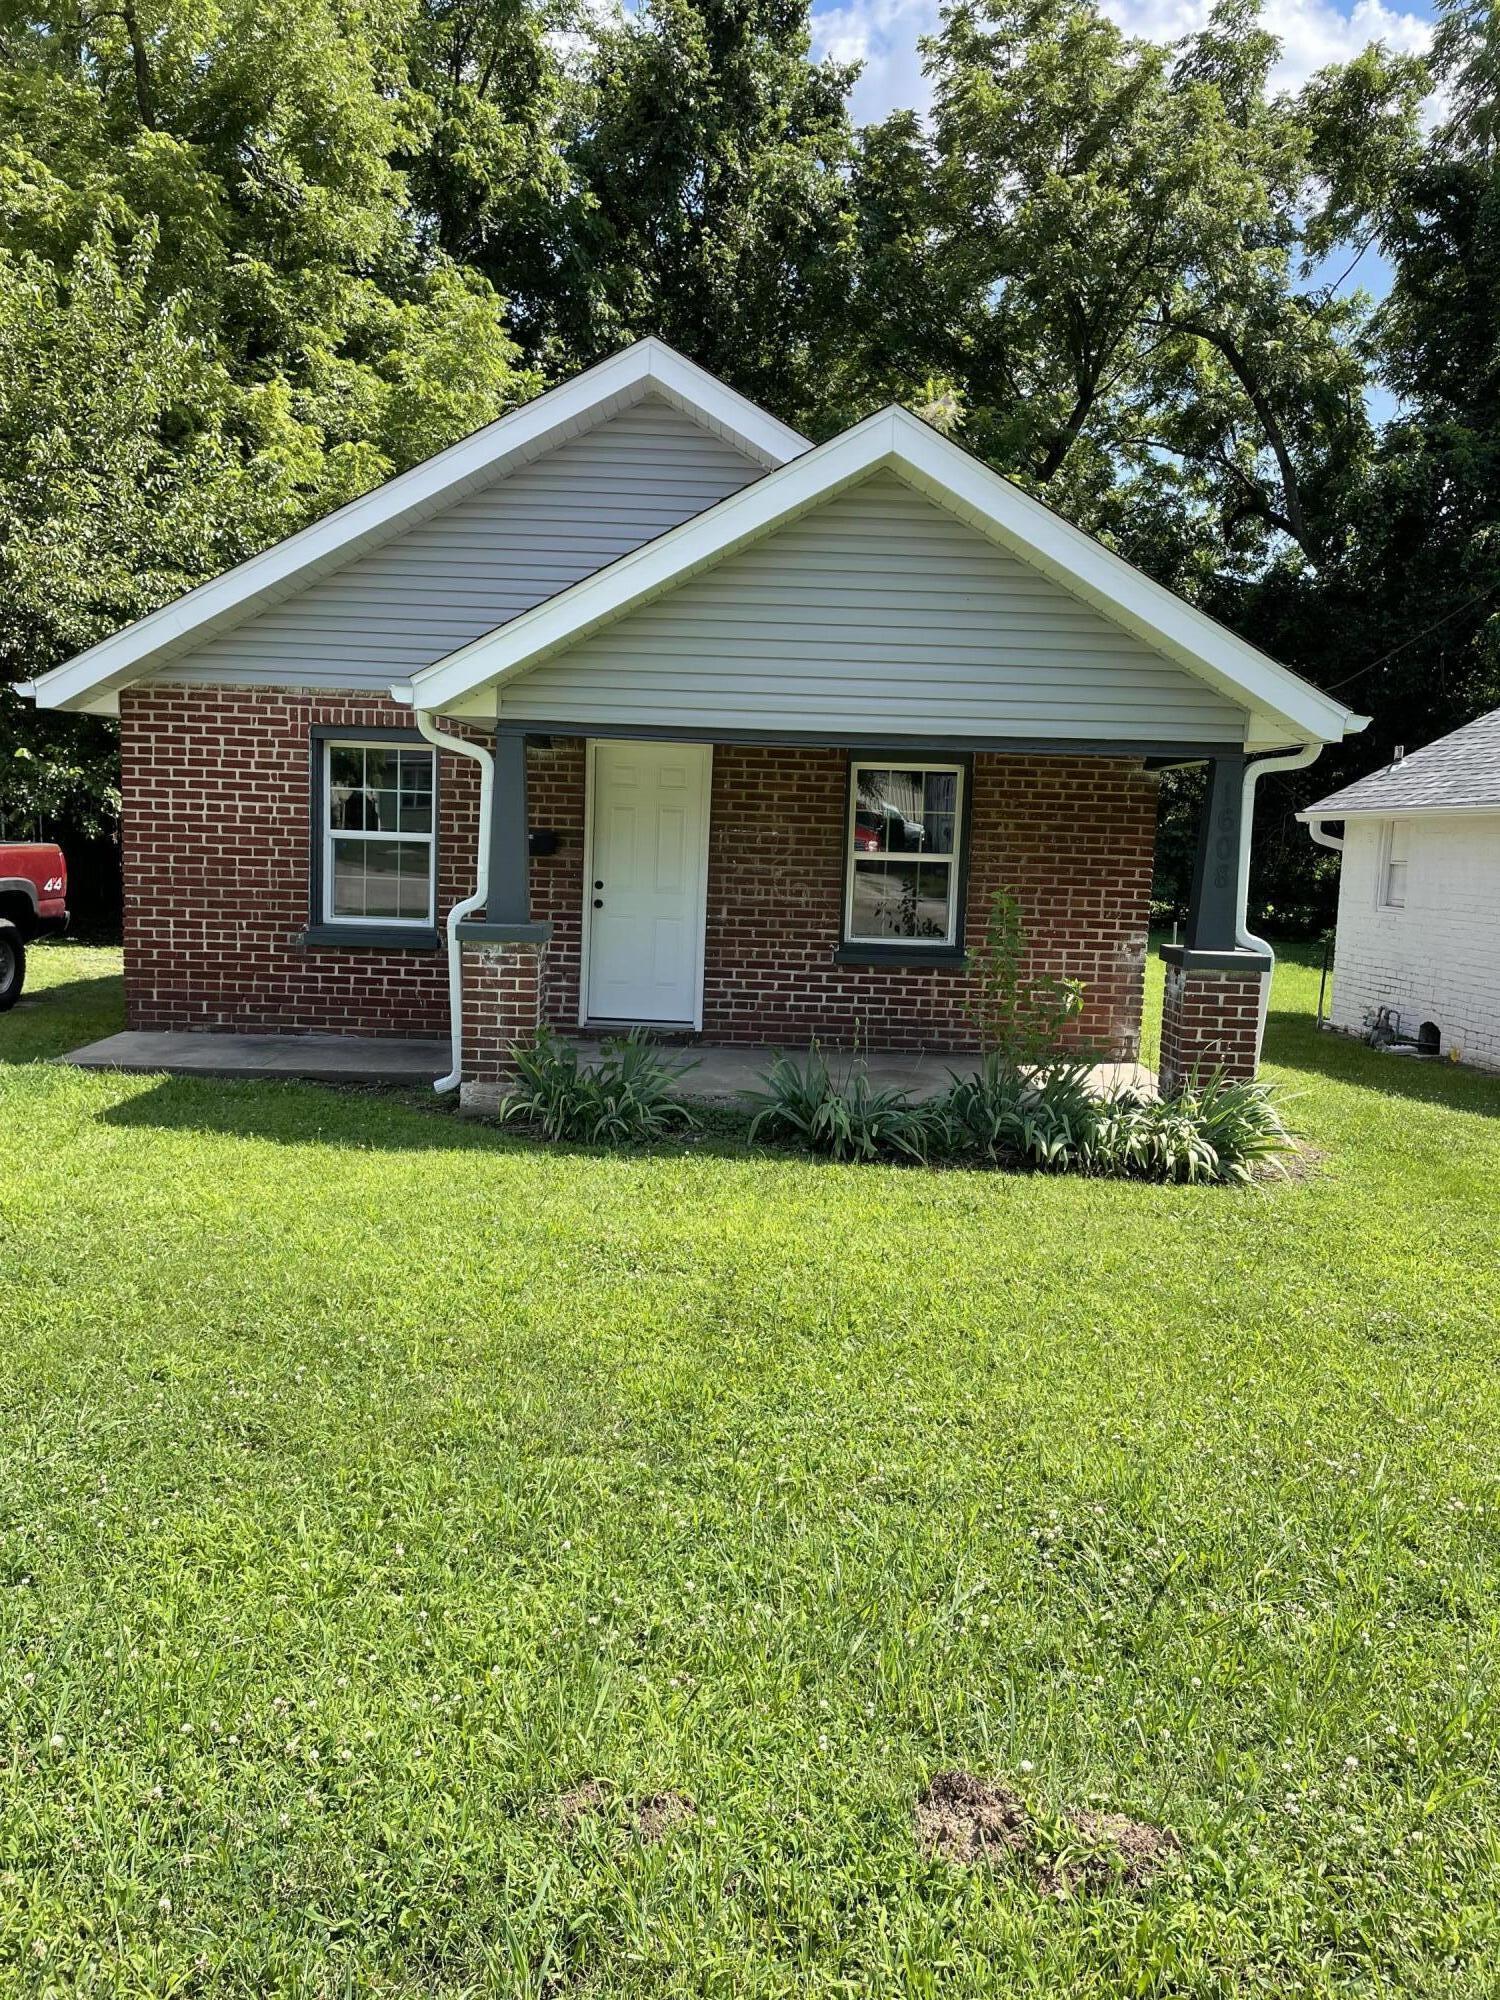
[593,898,604,909]
[594,880,603,890]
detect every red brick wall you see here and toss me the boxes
[120,691,1158,1057]
[526,740,588,1031]
[119,686,483,1036]
[527,741,1156,1056]
[696,746,1156,1053]
[461,942,544,1080]
[1159,966,1264,1090]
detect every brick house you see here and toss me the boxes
[1300,707,1500,1073]
[25,341,1366,1100]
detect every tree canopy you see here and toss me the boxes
[1,0,1496,933]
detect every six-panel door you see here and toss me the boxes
[584,741,712,1025]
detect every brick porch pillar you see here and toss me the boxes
[458,933,549,1112]
[1159,950,1269,1093]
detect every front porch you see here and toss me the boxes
[457,730,1271,1102]
[62,1026,1154,1106]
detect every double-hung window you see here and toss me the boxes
[844,762,965,949]
[1377,818,1408,910]
[321,739,437,929]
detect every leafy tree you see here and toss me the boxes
[494,0,859,423]
[0,0,541,836]
[839,0,1425,580]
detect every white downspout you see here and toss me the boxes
[415,708,493,1093]
[1305,818,1344,855]
[1237,743,1323,1065]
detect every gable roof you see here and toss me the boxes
[1300,706,1500,817]
[402,405,1367,750]
[23,340,809,717]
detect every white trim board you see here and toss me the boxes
[25,341,810,717]
[1299,803,1500,820]
[405,407,1366,751]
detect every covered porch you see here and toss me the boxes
[449,724,1271,1106]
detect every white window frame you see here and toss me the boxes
[844,760,965,949]
[321,738,437,930]
[1376,817,1408,911]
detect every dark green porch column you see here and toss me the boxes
[486,724,532,927]
[1185,753,1246,953]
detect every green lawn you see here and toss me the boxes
[3,943,1500,1996]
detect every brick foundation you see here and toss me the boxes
[1159,965,1264,1092]
[119,689,1159,1061]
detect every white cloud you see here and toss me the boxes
[814,0,943,120]
[811,0,1434,125]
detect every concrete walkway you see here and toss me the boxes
[64,1029,1153,1102]
[64,1030,452,1085]
[571,1039,1152,1105]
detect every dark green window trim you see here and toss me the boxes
[300,923,442,952]
[836,751,975,964]
[832,945,969,969]
[305,724,441,950]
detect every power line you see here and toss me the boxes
[1321,581,1499,695]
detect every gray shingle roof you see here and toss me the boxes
[1301,706,1500,816]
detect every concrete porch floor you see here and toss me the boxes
[63,1029,1154,1102]
[569,1039,1154,1105]
[64,1030,454,1085]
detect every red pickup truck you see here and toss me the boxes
[0,842,69,1010]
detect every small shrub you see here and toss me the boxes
[941,1054,1107,1169]
[746,1048,1296,1185]
[747,1046,939,1163]
[499,1031,699,1145]
[1080,1071,1297,1183]
[1154,1069,1297,1184]
[936,1059,1296,1182]
[968,889,1087,1067]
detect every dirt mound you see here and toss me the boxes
[545,1780,696,1844]
[916,1771,1178,1896]
[1063,1808,1180,1891]
[915,1770,1032,1864]
[548,1778,610,1830]
[632,1791,696,1842]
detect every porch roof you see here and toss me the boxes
[399,406,1366,754]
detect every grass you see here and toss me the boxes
[2,940,1499,1995]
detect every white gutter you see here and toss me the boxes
[1304,817,1344,854]
[414,708,493,1094]
[1237,743,1323,1065]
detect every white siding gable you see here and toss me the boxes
[161,397,765,691]
[498,471,1249,742]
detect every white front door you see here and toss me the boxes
[584,740,712,1026]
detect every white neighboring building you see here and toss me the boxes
[1300,707,1500,1073]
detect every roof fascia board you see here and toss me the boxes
[409,406,1359,747]
[29,339,810,715]
[641,341,810,466]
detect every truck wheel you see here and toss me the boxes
[0,923,24,1011]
